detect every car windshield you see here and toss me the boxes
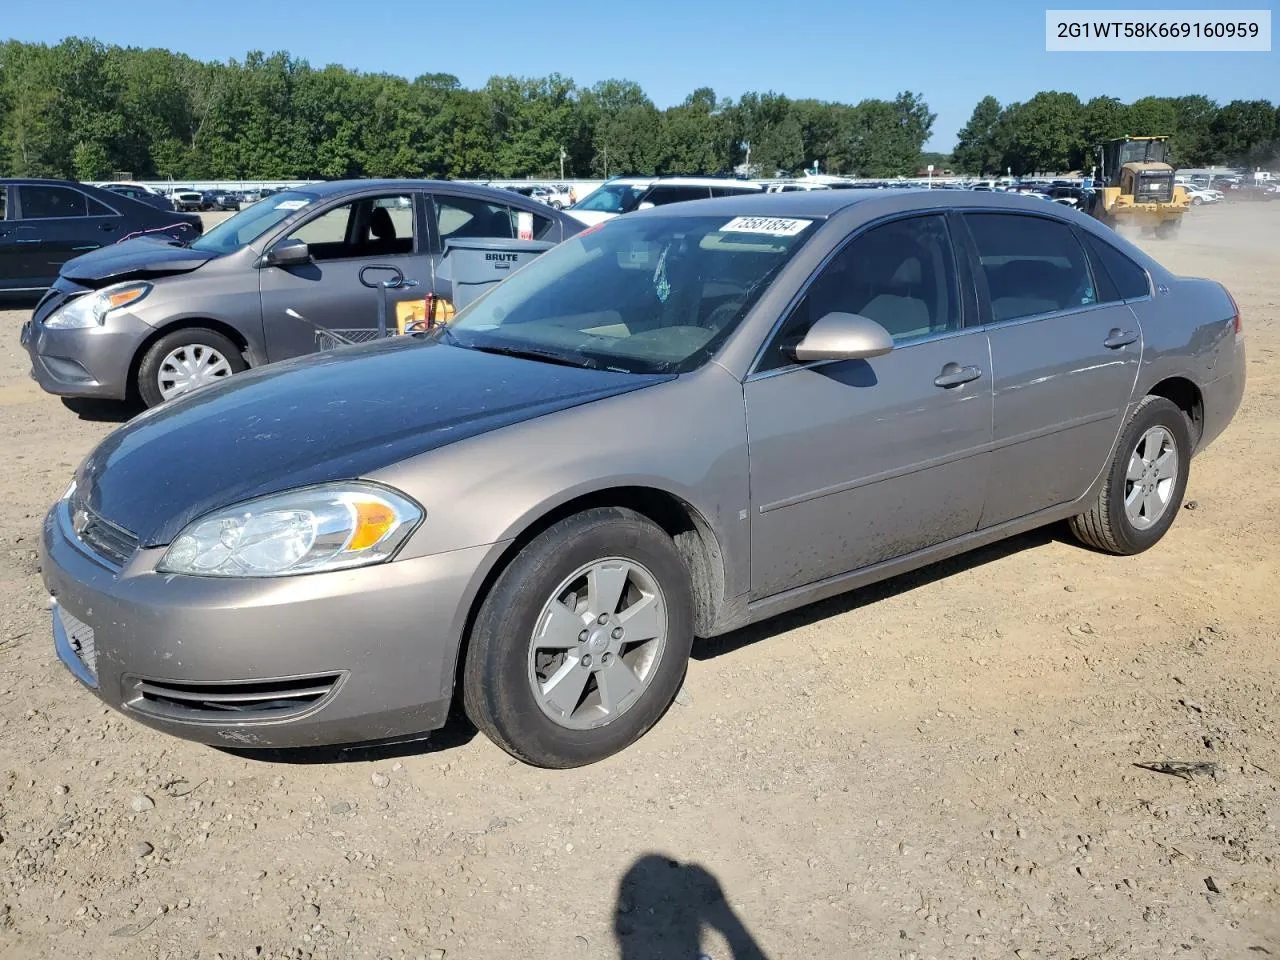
[189,191,315,254]
[444,214,818,374]
[572,184,647,214]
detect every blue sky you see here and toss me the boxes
[6,0,1276,150]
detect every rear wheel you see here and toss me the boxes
[462,507,695,768]
[136,327,245,407]
[1068,396,1192,555]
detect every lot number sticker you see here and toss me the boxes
[517,211,535,241]
[720,216,812,236]
[275,199,309,210]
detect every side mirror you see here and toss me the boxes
[793,312,894,363]
[263,238,311,267]
[637,201,656,211]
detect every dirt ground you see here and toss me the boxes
[0,203,1277,960]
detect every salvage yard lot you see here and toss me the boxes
[0,204,1277,960]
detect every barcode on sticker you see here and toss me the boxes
[720,217,812,236]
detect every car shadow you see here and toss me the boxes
[694,526,1059,661]
[614,853,769,959]
[217,710,478,765]
[60,397,143,423]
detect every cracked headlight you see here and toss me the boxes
[157,482,422,578]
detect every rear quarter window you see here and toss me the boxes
[1082,232,1151,300]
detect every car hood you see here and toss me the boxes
[74,338,672,547]
[59,236,217,286]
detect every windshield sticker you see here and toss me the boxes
[516,211,535,241]
[720,216,812,237]
[274,199,309,210]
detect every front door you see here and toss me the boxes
[258,192,428,362]
[959,212,1142,527]
[14,184,119,284]
[745,214,993,599]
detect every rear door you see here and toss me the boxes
[258,190,429,362]
[961,211,1142,527]
[427,191,559,303]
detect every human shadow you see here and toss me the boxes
[615,854,769,960]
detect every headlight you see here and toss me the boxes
[44,283,152,330]
[157,482,423,578]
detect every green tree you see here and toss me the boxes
[998,91,1084,174]
[953,95,1003,174]
[1211,99,1279,165]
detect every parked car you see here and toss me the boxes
[1185,187,1222,206]
[38,190,1244,767]
[22,179,584,407]
[567,177,764,225]
[1,178,201,295]
[544,184,574,209]
[101,184,177,212]
[207,190,241,211]
[169,189,204,212]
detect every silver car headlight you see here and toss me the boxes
[44,282,152,330]
[157,482,423,578]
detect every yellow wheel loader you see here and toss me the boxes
[1087,136,1189,238]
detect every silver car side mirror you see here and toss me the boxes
[262,238,311,268]
[793,312,894,363]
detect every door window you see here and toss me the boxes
[0,186,6,220]
[963,214,1096,322]
[19,185,93,219]
[433,195,553,244]
[1081,232,1151,300]
[758,214,960,371]
[287,194,415,261]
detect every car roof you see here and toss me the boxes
[624,187,1097,220]
[600,177,762,189]
[291,178,579,210]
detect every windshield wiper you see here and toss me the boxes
[462,341,600,370]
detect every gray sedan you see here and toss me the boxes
[21,180,582,407]
[40,190,1244,767]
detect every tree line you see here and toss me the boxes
[954,92,1280,176]
[0,38,934,182]
[2,39,1276,183]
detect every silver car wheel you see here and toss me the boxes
[527,557,668,731]
[157,344,233,400]
[1124,425,1179,530]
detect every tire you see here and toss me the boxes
[1191,197,1202,206]
[550,201,563,210]
[1156,220,1180,239]
[1068,396,1192,555]
[136,327,246,408]
[462,506,695,768]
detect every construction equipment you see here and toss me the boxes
[1087,136,1189,238]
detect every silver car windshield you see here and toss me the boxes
[189,191,316,254]
[572,184,647,214]
[446,215,817,374]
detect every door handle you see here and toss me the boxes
[99,221,118,231]
[15,239,41,245]
[934,363,982,388]
[1104,329,1138,349]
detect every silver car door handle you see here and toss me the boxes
[934,363,983,388]
[1104,329,1139,349]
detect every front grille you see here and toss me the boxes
[58,607,98,677]
[71,499,139,568]
[126,674,343,722]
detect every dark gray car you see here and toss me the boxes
[21,179,583,407]
[39,190,1244,767]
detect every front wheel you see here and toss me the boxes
[136,327,246,407]
[462,507,695,768]
[1156,219,1181,239]
[1068,395,1192,555]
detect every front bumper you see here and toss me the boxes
[22,290,149,400]
[40,498,500,749]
